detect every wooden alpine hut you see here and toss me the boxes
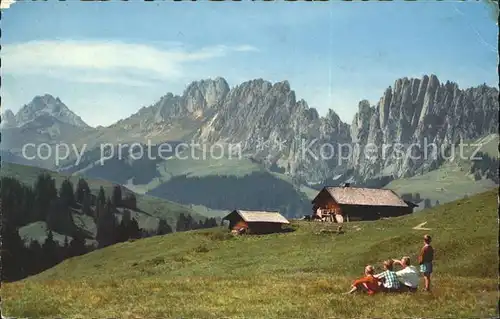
[311,184,417,222]
[222,210,290,234]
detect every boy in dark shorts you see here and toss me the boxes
[418,234,434,292]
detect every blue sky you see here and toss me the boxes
[1,0,498,127]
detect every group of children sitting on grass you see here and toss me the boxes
[346,234,434,295]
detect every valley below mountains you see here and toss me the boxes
[1,74,498,218]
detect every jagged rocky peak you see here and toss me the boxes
[325,108,349,130]
[153,77,230,122]
[347,74,499,183]
[13,94,90,128]
[272,80,291,91]
[303,106,319,122]
[318,109,351,143]
[1,109,17,128]
[183,77,230,112]
[350,100,374,144]
[238,78,273,91]
[358,73,499,141]
[2,109,15,118]
[192,78,353,181]
[195,78,306,143]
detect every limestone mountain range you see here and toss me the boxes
[1,74,498,187]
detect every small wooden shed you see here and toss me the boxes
[222,210,290,234]
[312,185,416,222]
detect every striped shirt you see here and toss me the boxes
[377,270,401,289]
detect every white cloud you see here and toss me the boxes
[66,75,155,87]
[2,40,258,86]
[0,0,16,9]
[233,45,260,52]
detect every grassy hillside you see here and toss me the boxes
[2,189,497,318]
[132,149,317,217]
[387,163,497,208]
[121,151,265,194]
[18,221,98,247]
[386,134,499,208]
[147,171,312,218]
[0,162,206,239]
[58,145,317,218]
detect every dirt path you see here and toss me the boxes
[413,221,431,230]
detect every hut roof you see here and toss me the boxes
[223,210,290,224]
[404,200,419,208]
[317,186,409,207]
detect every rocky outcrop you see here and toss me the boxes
[12,94,90,128]
[0,109,17,128]
[193,79,352,182]
[348,75,499,183]
[109,77,230,141]
[170,74,498,184]
[153,77,230,122]
[1,95,94,163]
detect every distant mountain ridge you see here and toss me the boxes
[1,75,498,189]
[192,78,352,182]
[105,77,230,143]
[348,75,499,183]
[3,94,90,129]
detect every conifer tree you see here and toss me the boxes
[22,185,36,224]
[1,223,27,281]
[112,185,122,207]
[157,219,173,235]
[424,198,432,209]
[116,219,129,243]
[414,192,421,202]
[184,214,195,230]
[128,218,141,239]
[42,230,60,270]
[1,176,26,227]
[82,191,92,216]
[123,193,137,210]
[27,240,43,276]
[46,197,76,235]
[122,209,132,225]
[61,235,70,260]
[63,236,70,250]
[97,186,106,207]
[75,178,91,204]
[96,198,118,248]
[176,213,186,232]
[33,173,58,220]
[68,232,87,257]
[59,179,76,208]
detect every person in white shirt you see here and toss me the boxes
[392,256,420,292]
[316,207,323,220]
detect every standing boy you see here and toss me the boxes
[418,234,434,292]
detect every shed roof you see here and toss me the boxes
[223,210,290,224]
[315,186,409,207]
[404,200,419,208]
